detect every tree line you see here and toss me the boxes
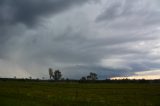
[48,68,98,81]
[48,68,160,83]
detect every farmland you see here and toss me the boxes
[0,80,160,106]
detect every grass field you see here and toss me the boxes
[0,81,160,106]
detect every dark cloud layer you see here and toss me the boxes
[0,0,90,27]
[0,0,89,60]
[0,0,160,79]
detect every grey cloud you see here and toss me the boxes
[96,1,122,21]
[96,0,160,28]
[0,0,160,79]
[0,0,91,60]
[0,0,90,27]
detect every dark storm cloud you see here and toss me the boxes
[0,0,160,79]
[0,0,90,60]
[0,0,90,26]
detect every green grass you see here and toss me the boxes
[0,81,160,106]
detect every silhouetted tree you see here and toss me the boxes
[54,70,62,80]
[42,77,45,80]
[29,76,32,80]
[87,72,98,80]
[80,76,86,80]
[49,68,62,80]
[49,68,54,79]
[66,78,69,81]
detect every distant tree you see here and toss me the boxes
[54,70,62,80]
[87,72,98,80]
[80,76,86,80]
[66,78,69,81]
[49,68,54,79]
[49,68,62,80]
[91,72,98,80]
[36,78,40,81]
[42,77,45,80]
[29,76,32,80]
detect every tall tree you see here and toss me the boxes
[87,72,98,80]
[54,70,62,80]
[49,68,54,79]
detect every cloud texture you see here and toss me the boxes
[0,0,160,79]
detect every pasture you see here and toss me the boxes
[0,80,160,106]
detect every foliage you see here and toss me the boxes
[54,70,62,80]
[48,68,54,79]
[86,72,98,80]
[48,68,62,80]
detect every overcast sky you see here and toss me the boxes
[0,0,160,79]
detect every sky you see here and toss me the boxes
[0,0,160,79]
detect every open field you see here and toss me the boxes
[0,81,160,106]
